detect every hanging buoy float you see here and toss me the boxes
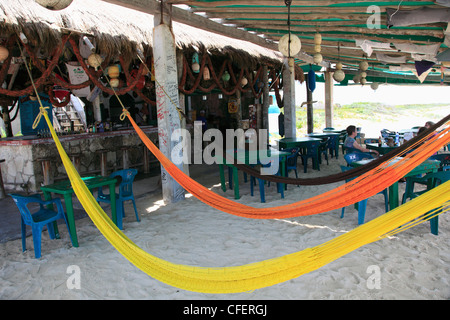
[35,0,73,10]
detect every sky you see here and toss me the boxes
[296,82,450,106]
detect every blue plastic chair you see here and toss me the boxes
[250,162,284,203]
[401,171,450,235]
[300,140,320,173]
[344,152,374,166]
[364,138,379,144]
[285,148,300,178]
[9,193,72,258]
[327,134,339,159]
[97,169,139,230]
[319,137,330,165]
[339,166,389,225]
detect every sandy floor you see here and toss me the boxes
[1,149,449,300]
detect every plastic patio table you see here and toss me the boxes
[277,137,321,149]
[218,149,290,199]
[40,176,117,247]
[366,143,398,155]
[350,157,440,210]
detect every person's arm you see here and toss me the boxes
[353,140,379,155]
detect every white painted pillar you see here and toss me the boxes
[153,23,185,203]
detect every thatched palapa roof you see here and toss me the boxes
[0,0,285,68]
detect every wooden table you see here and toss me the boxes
[366,143,398,155]
[277,137,322,149]
[351,157,440,210]
[218,149,290,199]
[41,176,117,247]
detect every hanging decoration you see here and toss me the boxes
[359,55,368,85]
[228,98,238,113]
[333,43,345,82]
[360,72,367,85]
[34,0,73,10]
[191,52,200,73]
[359,59,369,72]
[87,53,103,71]
[278,0,301,73]
[241,76,248,87]
[333,64,345,82]
[307,65,316,92]
[222,70,230,82]
[288,57,295,73]
[313,32,323,65]
[369,64,378,90]
[107,64,121,88]
[107,65,120,78]
[0,46,9,62]
[203,65,210,80]
[278,34,301,58]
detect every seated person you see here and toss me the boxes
[344,125,379,156]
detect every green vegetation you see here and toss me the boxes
[295,102,449,135]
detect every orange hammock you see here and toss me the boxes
[124,112,450,219]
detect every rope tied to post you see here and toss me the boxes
[32,106,50,130]
[119,108,130,121]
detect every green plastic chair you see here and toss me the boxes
[401,171,450,235]
[339,166,389,225]
[429,154,450,171]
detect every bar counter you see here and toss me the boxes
[0,126,158,192]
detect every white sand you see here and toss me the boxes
[1,153,449,300]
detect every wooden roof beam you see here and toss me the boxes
[168,0,435,7]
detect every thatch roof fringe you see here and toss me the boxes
[0,0,283,67]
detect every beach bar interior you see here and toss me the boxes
[1,0,450,298]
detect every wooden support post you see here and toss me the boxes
[325,69,334,129]
[37,159,53,186]
[96,149,109,177]
[262,65,269,144]
[306,77,314,134]
[121,147,130,169]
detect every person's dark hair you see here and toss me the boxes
[417,126,427,135]
[346,125,356,136]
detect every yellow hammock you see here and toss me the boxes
[37,108,450,294]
